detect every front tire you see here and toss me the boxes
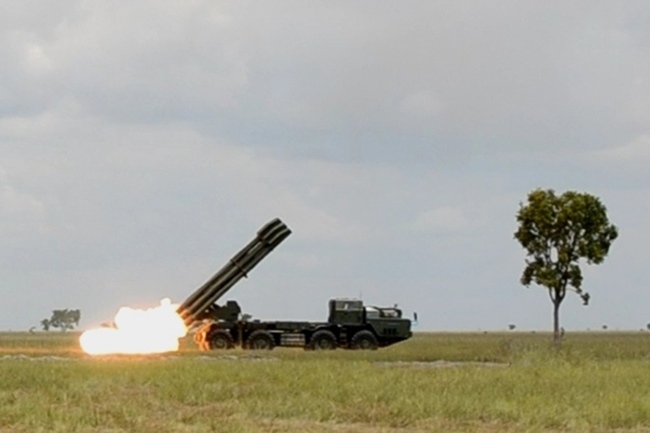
[350,330,379,350]
[309,330,337,350]
[246,330,275,350]
[208,330,234,350]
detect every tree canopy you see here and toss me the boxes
[514,189,618,343]
[41,309,81,332]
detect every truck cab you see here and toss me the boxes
[327,299,412,347]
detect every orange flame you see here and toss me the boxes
[80,298,187,355]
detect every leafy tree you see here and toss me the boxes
[508,324,516,330]
[514,189,618,344]
[41,309,81,332]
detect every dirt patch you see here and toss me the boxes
[376,360,509,369]
[161,354,279,362]
[0,353,279,362]
[0,354,71,362]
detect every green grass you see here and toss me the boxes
[2,332,650,432]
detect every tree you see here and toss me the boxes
[514,189,618,345]
[41,309,81,332]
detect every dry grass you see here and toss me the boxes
[2,331,650,432]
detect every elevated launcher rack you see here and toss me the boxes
[177,218,291,327]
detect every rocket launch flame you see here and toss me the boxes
[79,298,187,355]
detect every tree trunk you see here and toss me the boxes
[553,299,561,345]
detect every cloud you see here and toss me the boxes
[0,166,46,235]
[4,2,650,163]
[593,134,650,163]
[399,91,444,118]
[410,206,470,233]
[2,1,650,332]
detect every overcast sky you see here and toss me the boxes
[2,1,649,332]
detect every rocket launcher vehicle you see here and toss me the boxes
[177,218,291,327]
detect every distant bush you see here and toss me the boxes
[41,309,81,332]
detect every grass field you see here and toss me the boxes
[2,331,650,432]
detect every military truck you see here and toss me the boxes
[177,218,412,351]
[194,298,412,351]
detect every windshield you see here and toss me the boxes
[379,308,401,318]
[365,307,380,319]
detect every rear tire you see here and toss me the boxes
[246,330,275,350]
[208,330,234,350]
[350,330,379,350]
[309,330,337,350]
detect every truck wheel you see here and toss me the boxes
[246,330,275,350]
[351,330,379,350]
[310,330,337,350]
[208,330,234,350]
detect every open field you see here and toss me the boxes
[2,332,650,432]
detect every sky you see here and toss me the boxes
[1,1,649,332]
